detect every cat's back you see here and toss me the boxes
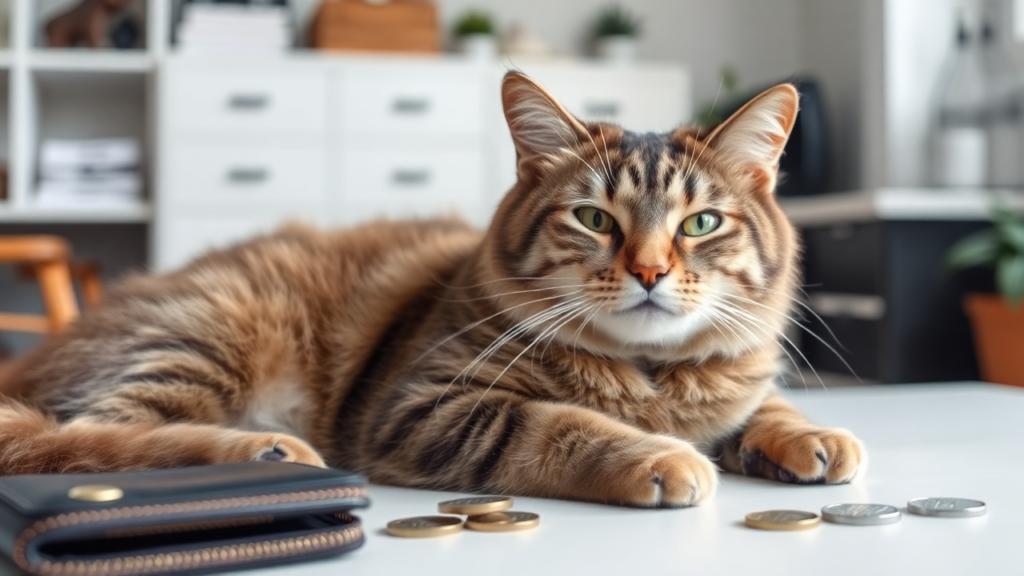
[7,218,483,413]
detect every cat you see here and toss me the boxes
[0,72,864,507]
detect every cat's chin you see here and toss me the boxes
[590,304,711,347]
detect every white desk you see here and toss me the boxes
[226,384,1024,574]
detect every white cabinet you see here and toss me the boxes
[156,57,690,271]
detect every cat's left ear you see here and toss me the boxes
[703,84,799,191]
[502,71,590,177]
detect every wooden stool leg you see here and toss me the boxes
[77,263,103,307]
[35,261,79,333]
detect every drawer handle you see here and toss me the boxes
[392,169,430,186]
[583,101,619,118]
[227,167,269,183]
[392,98,430,114]
[228,94,270,110]
[807,292,886,321]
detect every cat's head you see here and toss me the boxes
[482,72,800,361]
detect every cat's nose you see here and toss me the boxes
[630,263,669,292]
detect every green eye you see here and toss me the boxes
[681,212,721,237]
[576,207,615,233]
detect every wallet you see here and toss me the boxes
[0,461,370,576]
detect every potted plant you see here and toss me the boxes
[453,10,497,61]
[948,207,1024,387]
[593,4,641,64]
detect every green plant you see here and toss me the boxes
[948,207,1024,305]
[594,4,641,38]
[453,10,495,37]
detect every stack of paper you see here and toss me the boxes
[36,139,142,208]
[177,0,294,54]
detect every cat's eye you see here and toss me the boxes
[576,207,615,233]
[680,212,721,237]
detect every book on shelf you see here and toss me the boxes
[35,138,143,209]
[177,0,294,54]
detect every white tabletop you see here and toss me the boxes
[241,382,1023,576]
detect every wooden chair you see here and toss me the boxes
[0,235,103,335]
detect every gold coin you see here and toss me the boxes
[386,516,463,538]
[67,485,124,503]
[744,510,821,531]
[465,511,540,532]
[438,496,513,516]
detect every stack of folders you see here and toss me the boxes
[36,138,142,209]
[177,0,294,54]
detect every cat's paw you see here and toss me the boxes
[227,432,326,468]
[740,426,864,484]
[602,436,718,508]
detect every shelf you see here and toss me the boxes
[779,188,1024,226]
[0,203,152,223]
[28,50,152,73]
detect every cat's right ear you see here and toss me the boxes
[502,72,589,177]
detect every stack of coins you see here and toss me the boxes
[387,496,540,538]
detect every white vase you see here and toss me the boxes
[596,36,637,64]
[459,34,498,62]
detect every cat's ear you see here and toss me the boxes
[502,71,590,175]
[703,84,799,189]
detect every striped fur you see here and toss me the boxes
[0,74,864,507]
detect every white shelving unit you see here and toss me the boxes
[0,0,160,223]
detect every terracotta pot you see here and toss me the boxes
[964,293,1024,387]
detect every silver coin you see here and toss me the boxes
[821,503,902,525]
[907,497,986,518]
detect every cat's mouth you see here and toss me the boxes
[614,300,674,316]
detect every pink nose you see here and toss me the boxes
[629,263,668,291]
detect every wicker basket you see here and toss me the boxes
[310,0,439,53]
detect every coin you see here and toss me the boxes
[907,497,987,518]
[744,510,821,531]
[386,516,464,538]
[438,496,514,515]
[821,503,902,526]
[465,511,540,532]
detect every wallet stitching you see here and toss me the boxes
[13,486,367,574]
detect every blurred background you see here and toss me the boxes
[1,0,1022,390]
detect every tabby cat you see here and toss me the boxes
[0,72,864,507]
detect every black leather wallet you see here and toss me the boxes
[0,461,370,576]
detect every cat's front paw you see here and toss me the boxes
[225,431,326,468]
[602,437,718,508]
[740,426,864,484]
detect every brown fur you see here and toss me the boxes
[0,74,864,507]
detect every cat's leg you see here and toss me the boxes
[366,386,717,507]
[0,403,323,475]
[718,395,865,484]
[3,347,325,474]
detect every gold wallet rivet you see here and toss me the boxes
[68,485,124,503]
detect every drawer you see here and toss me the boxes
[155,211,324,272]
[337,148,483,221]
[164,145,326,207]
[166,70,327,136]
[335,70,484,137]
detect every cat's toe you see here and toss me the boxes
[228,432,326,468]
[741,427,865,484]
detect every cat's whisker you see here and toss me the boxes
[705,304,802,390]
[719,292,858,384]
[418,291,584,371]
[720,282,847,352]
[598,125,614,183]
[470,301,594,415]
[709,299,823,391]
[458,296,590,387]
